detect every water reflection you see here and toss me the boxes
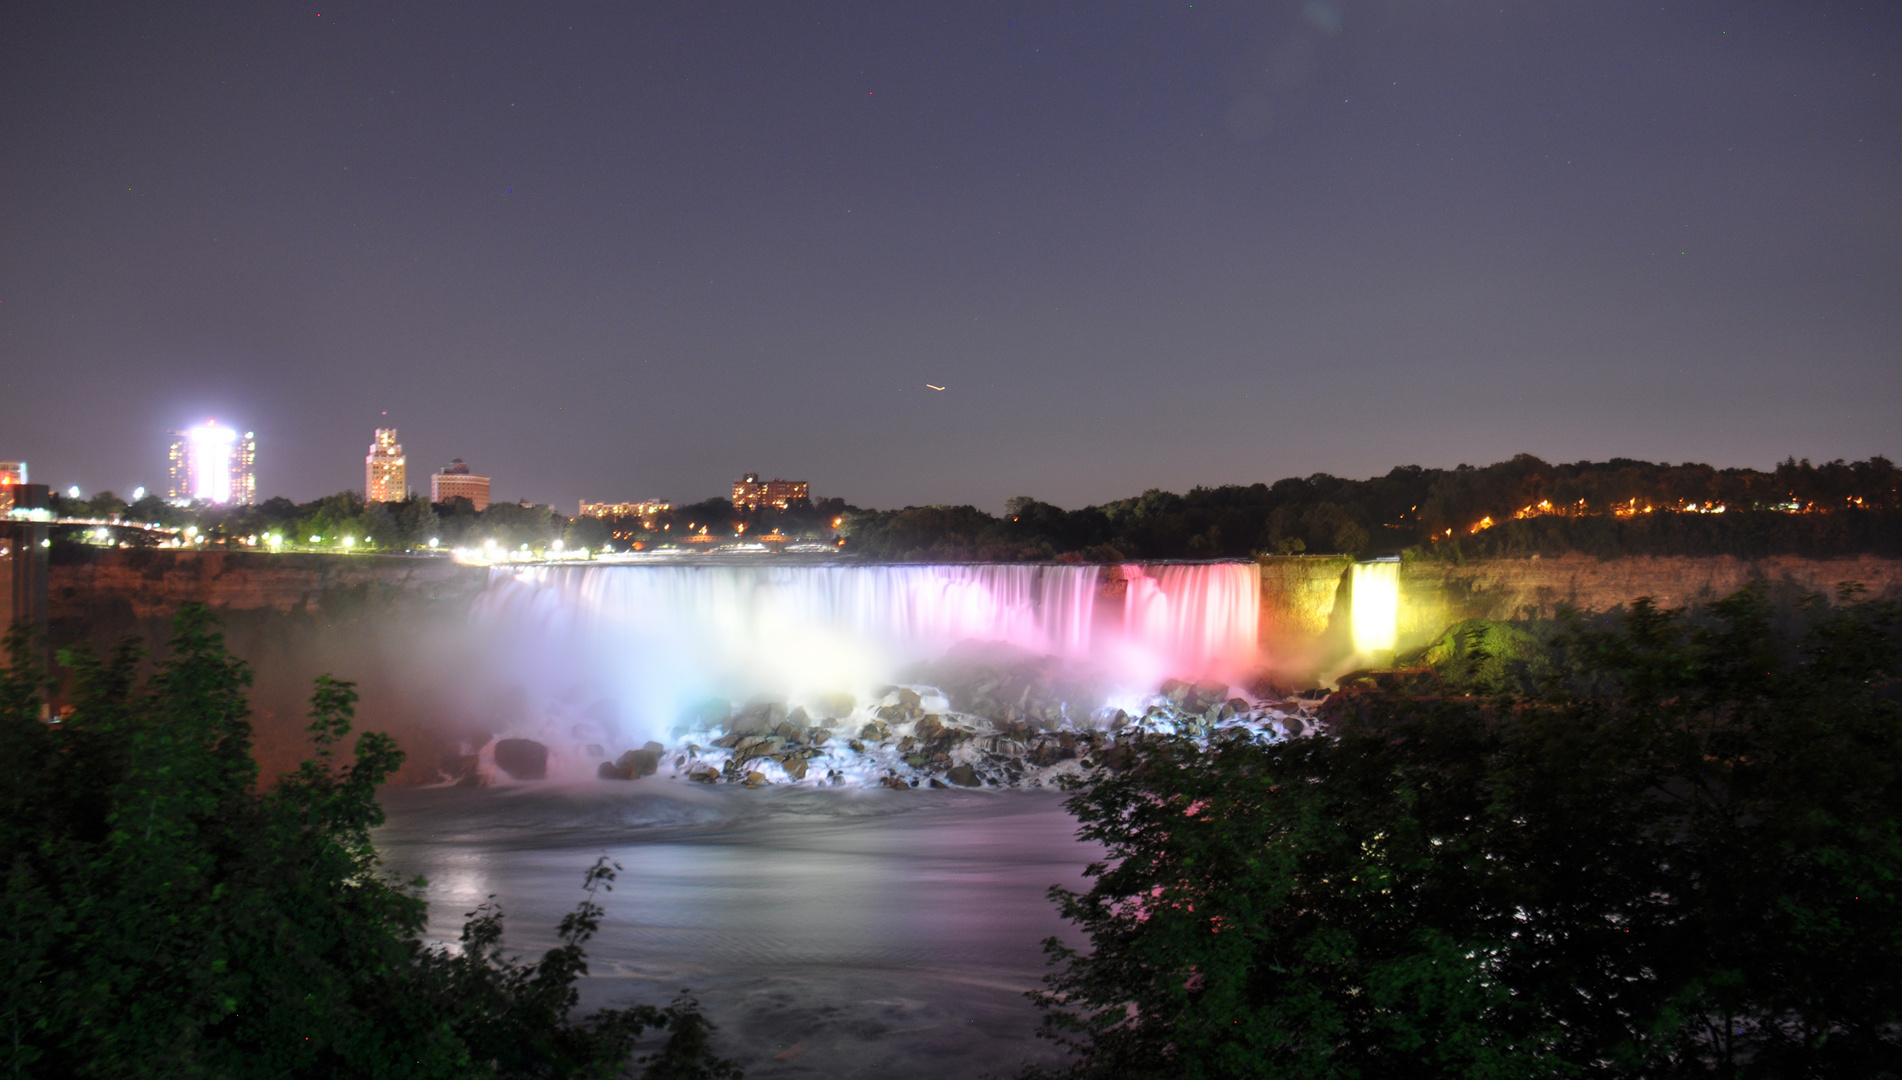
[375,785,1099,1077]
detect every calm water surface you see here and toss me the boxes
[375,784,1101,1078]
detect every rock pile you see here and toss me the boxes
[582,675,1328,791]
[439,662,1338,789]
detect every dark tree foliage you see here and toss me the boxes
[1028,584,1902,1078]
[840,456,1902,562]
[0,605,740,1079]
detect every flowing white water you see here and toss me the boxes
[1350,560,1400,656]
[466,560,1259,756]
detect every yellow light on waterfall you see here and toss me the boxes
[1351,560,1400,656]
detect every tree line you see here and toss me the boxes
[50,489,858,555]
[51,490,588,555]
[841,455,1902,562]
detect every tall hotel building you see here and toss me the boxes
[365,429,407,503]
[166,422,257,504]
[430,459,491,512]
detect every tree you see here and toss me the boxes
[1027,584,1902,1078]
[564,515,610,551]
[0,606,741,1078]
[479,501,563,552]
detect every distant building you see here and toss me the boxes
[579,500,672,525]
[365,428,407,503]
[166,422,256,504]
[732,473,809,512]
[430,459,491,511]
[233,430,256,505]
[0,462,24,514]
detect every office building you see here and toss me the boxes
[430,459,491,511]
[366,428,407,503]
[732,473,810,511]
[166,422,257,504]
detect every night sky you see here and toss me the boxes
[2,2,1896,512]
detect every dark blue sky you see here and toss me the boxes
[2,2,1896,511]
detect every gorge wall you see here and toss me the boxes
[1257,552,1902,665]
[50,547,488,624]
[47,548,491,784]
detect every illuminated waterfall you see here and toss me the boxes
[469,561,1260,743]
[1350,560,1400,656]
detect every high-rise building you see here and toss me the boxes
[0,462,24,514]
[430,459,491,511]
[365,428,407,503]
[166,422,257,504]
[232,430,256,505]
[732,473,810,511]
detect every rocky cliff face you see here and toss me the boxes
[1256,552,1902,666]
[50,548,488,623]
[1396,553,1902,649]
[47,548,492,786]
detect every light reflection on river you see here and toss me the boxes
[375,785,1100,1078]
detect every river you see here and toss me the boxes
[375,784,1101,1078]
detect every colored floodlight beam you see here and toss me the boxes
[1350,560,1400,656]
[187,421,237,503]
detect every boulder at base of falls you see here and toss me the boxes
[945,763,981,787]
[625,747,663,778]
[494,738,549,780]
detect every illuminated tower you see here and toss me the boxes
[167,433,189,500]
[165,422,254,504]
[365,428,406,503]
[232,430,257,505]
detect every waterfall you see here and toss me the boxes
[1350,560,1400,656]
[468,560,1259,744]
